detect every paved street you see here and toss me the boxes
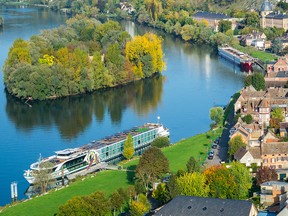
[206,109,234,167]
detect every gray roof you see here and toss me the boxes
[155,196,255,216]
[260,0,273,12]
[193,11,230,20]
[266,12,288,19]
[261,181,288,187]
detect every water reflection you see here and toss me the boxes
[6,74,165,139]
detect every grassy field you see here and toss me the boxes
[123,128,223,173]
[232,44,276,63]
[1,170,132,216]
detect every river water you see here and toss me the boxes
[0,6,244,205]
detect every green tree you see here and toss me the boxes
[152,183,169,204]
[228,135,246,159]
[272,37,283,55]
[243,114,253,124]
[151,136,170,148]
[218,20,232,33]
[252,72,265,91]
[33,161,55,194]
[176,172,209,197]
[245,12,259,27]
[210,107,224,125]
[229,162,252,199]
[135,147,169,191]
[123,134,135,160]
[271,107,284,122]
[256,166,278,186]
[110,191,124,216]
[186,156,200,173]
[58,191,111,216]
[244,75,252,87]
[130,194,151,216]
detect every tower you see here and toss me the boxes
[260,0,273,28]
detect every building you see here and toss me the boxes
[267,58,288,74]
[240,32,267,50]
[262,142,288,169]
[192,11,235,32]
[155,196,258,216]
[280,122,288,137]
[234,147,262,166]
[260,0,288,31]
[260,181,288,207]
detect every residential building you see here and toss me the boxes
[192,11,236,32]
[234,147,262,166]
[241,32,267,49]
[267,58,288,74]
[260,0,288,31]
[155,196,258,216]
[262,142,288,169]
[280,122,288,137]
[260,181,288,207]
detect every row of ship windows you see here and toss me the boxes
[100,135,156,153]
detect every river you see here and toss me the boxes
[0,6,244,206]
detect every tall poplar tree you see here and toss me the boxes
[123,134,134,160]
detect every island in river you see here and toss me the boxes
[3,15,165,100]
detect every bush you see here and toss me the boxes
[151,137,170,148]
[243,114,253,124]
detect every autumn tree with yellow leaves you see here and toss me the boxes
[125,33,165,78]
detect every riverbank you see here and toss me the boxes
[0,127,223,215]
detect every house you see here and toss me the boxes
[260,181,288,207]
[267,58,288,74]
[280,122,288,137]
[155,196,258,216]
[241,32,267,49]
[262,142,288,169]
[192,11,236,32]
[234,147,262,166]
[260,0,288,31]
[230,125,250,144]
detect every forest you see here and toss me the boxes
[3,15,165,100]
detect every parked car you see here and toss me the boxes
[212,143,217,149]
[208,150,214,160]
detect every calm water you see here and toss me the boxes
[0,7,244,205]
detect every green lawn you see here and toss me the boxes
[123,128,222,173]
[232,44,276,63]
[1,170,132,216]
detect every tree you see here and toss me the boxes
[130,194,151,216]
[151,137,170,148]
[243,114,253,124]
[33,161,55,194]
[123,134,135,160]
[256,166,278,186]
[245,12,259,27]
[57,191,111,216]
[229,162,252,199]
[110,191,124,216]
[284,81,288,88]
[135,147,169,191]
[252,72,265,91]
[228,135,246,159]
[271,107,284,122]
[218,20,232,33]
[271,38,283,55]
[209,107,224,125]
[244,75,253,87]
[186,156,200,173]
[176,172,209,197]
[152,183,169,205]
[204,165,237,199]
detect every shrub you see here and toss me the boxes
[151,137,170,148]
